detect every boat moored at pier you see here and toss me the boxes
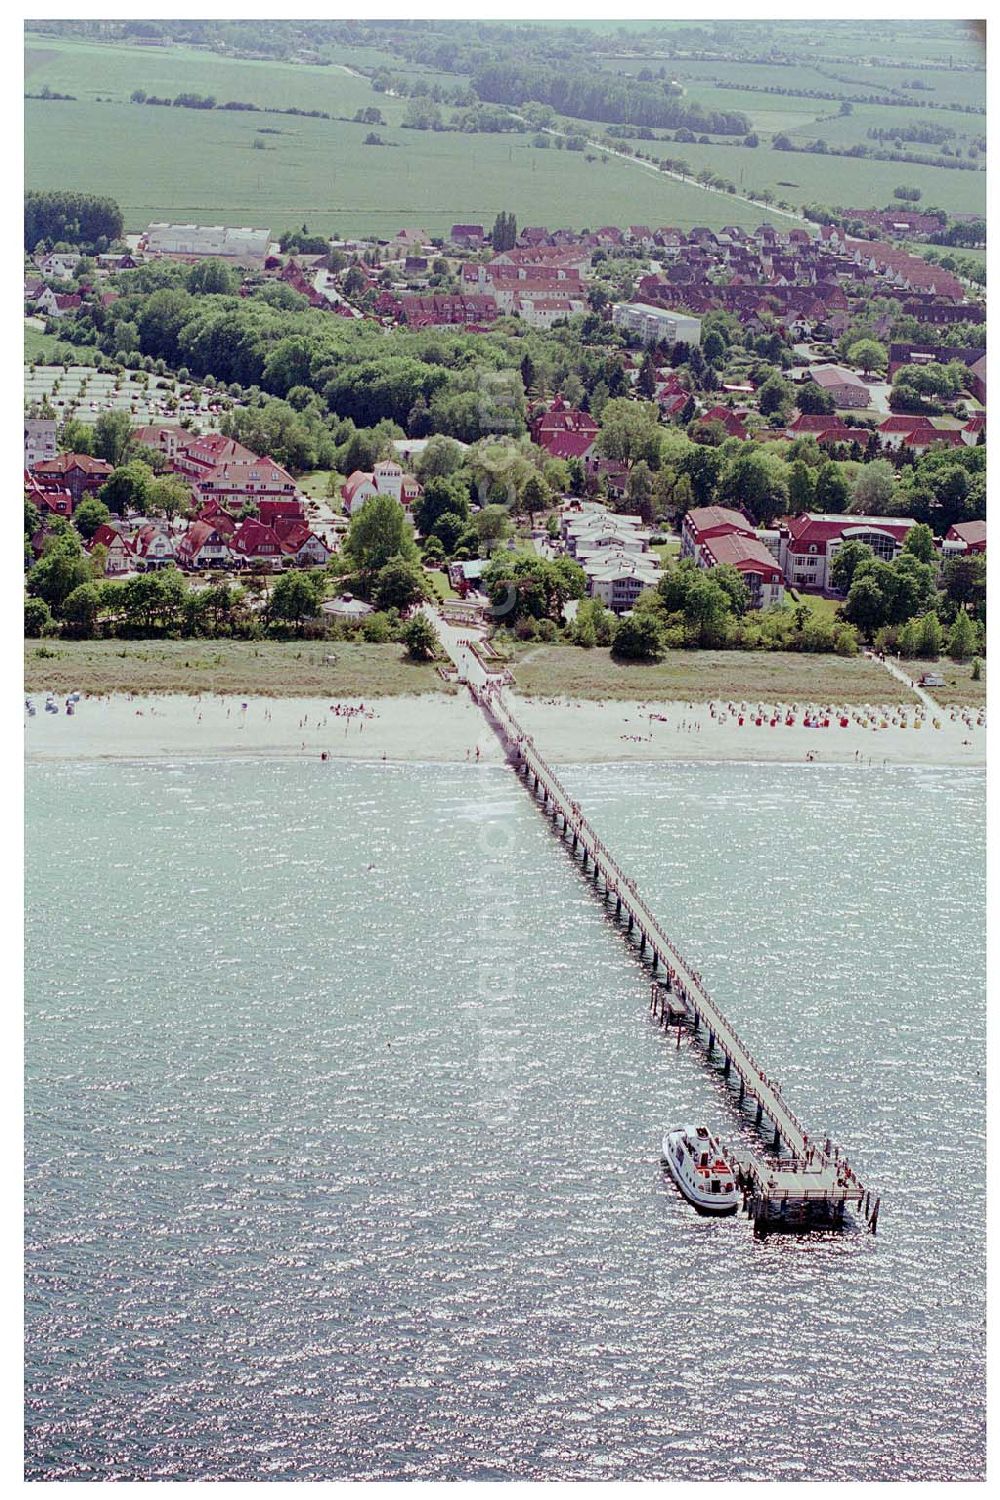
[663,1125,739,1215]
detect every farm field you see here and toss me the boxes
[25,93,774,237]
[23,639,454,698]
[637,135,986,219]
[20,31,767,235]
[510,646,920,705]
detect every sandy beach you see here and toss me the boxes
[24,690,985,768]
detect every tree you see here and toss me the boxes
[612,612,663,661]
[596,398,662,468]
[682,573,733,645]
[847,339,887,376]
[401,613,439,661]
[623,460,654,519]
[758,374,794,419]
[411,475,470,536]
[891,554,936,624]
[849,459,894,513]
[830,540,875,595]
[788,459,815,513]
[521,472,550,517]
[718,448,788,526]
[186,259,235,295]
[712,563,751,618]
[941,553,986,611]
[26,535,91,609]
[902,522,935,565]
[99,460,154,516]
[268,570,323,632]
[60,581,102,636]
[795,381,835,416]
[72,497,111,542]
[414,435,465,481]
[60,418,96,454]
[92,410,135,467]
[893,185,922,202]
[474,504,512,550]
[344,494,415,580]
[24,596,53,637]
[814,461,851,514]
[947,609,977,661]
[636,350,658,399]
[374,556,426,612]
[490,210,517,251]
[842,573,890,638]
[148,474,190,520]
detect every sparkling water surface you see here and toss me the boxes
[25,759,986,1481]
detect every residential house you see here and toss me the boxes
[808,365,871,409]
[583,551,661,613]
[30,452,114,502]
[272,519,333,566]
[450,224,485,247]
[680,506,757,562]
[341,459,421,517]
[942,520,986,555]
[88,523,136,576]
[132,524,177,570]
[175,519,234,570]
[36,288,82,319]
[230,518,284,569]
[697,531,785,609]
[24,419,57,468]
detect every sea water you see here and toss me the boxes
[25,759,986,1480]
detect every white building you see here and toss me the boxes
[582,550,661,613]
[142,223,272,265]
[340,459,421,517]
[611,302,701,346]
[24,419,57,468]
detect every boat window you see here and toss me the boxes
[711,1180,720,1193]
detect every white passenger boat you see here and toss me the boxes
[663,1125,739,1215]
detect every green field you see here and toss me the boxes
[510,646,920,704]
[638,133,985,220]
[23,639,454,697]
[21,33,769,235]
[23,27,984,233]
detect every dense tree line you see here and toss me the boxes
[24,191,124,252]
[472,61,749,134]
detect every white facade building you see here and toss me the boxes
[611,302,701,346]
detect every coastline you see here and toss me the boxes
[24,691,986,769]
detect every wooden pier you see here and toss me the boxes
[472,680,880,1236]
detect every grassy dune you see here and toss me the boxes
[24,640,454,698]
[511,646,921,704]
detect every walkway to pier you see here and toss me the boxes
[430,610,879,1233]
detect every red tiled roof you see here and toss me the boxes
[702,532,782,579]
[946,520,986,547]
[32,452,114,477]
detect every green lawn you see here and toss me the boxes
[23,639,454,697]
[510,645,919,704]
[24,324,100,365]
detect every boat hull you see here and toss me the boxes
[663,1131,739,1215]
